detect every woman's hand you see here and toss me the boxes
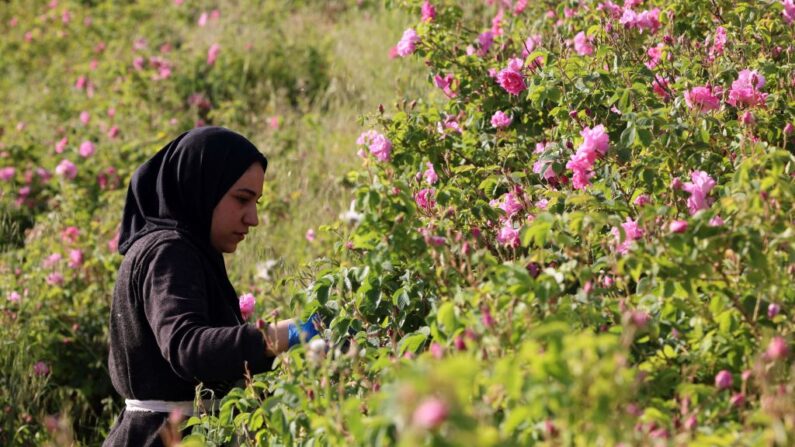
[259,313,323,356]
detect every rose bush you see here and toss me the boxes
[187,0,795,445]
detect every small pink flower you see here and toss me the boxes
[209,9,220,20]
[708,215,725,227]
[433,73,457,98]
[107,126,120,139]
[782,0,795,24]
[766,336,789,360]
[784,122,795,135]
[79,111,90,125]
[645,43,664,69]
[238,293,256,320]
[476,31,494,56]
[740,111,755,125]
[612,217,643,255]
[573,31,593,56]
[684,415,697,431]
[46,272,64,286]
[496,223,520,247]
[356,130,392,162]
[396,28,419,57]
[715,370,733,390]
[708,26,727,61]
[684,86,721,112]
[198,12,208,27]
[75,75,87,90]
[682,171,716,215]
[0,167,14,181]
[496,68,526,96]
[619,7,661,34]
[207,43,221,65]
[33,361,50,376]
[415,188,436,211]
[423,162,438,185]
[727,69,767,108]
[79,140,95,158]
[43,253,62,269]
[491,111,513,128]
[269,116,280,130]
[652,75,671,98]
[305,229,316,242]
[421,1,436,22]
[61,226,80,243]
[730,393,745,407]
[55,137,68,154]
[633,194,650,206]
[429,342,444,359]
[768,303,781,318]
[412,398,448,429]
[68,249,83,269]
[7,291,21,302]
[671,177,684,190]
[669,220,688,233]
[55,159,78,180]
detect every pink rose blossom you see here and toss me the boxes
[61,226,80,243]
[768,303,781,318]
[784,122,795,135]
[68,249,83,269]
[79,140,95,158]
[708,26,727,61]
[669,220,688,233]
[715,370,733,390]
[496,223,520,247]
[396,28,420,57]
[491,9,504,35]
[75,75,87,90]
[767,336,789,360]
[727,69,767,108]
[620,8,661,34]
[423,162,438,185]
[633,194,650,206]
[783,0,795,24]
[0,167,14,181]
[684,86,721,112]
[55,137,68,154]
[412,398,448,429]
[198,12,208,27]
[682,171,716,215]
[305,229,316,242]
[238,293,256,320]
[357,130,392,162]
[46,272,64,286]
[573,31,593,56]
[491,111,513,128]
[107,126,120,139]
[79,111,90,125]
[730,393,745,407]
[708,215,725,227]
[612,217,643,254]
[476,31,494,56]
[645,43,664,69]
[429,342,444,359]
[43,253,62,269]
[209,9,220,20]
[415,188,436,211]
[566,125,610,189]
[33,361,50,376]
[496,67,526,96]
[421,1,436,22]
[433,73,457,98]
[8,291,21,302]
[207,43,221,65]
[55,159,78,180]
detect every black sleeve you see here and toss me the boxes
[140,240,274,383]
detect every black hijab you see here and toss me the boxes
[118,126,268,261]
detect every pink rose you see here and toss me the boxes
[783,0,795,24]
[491,111,513,128]
[768,303,781,318]
[767,336,789,360]
[684,86,721,112]
[238,293,256,320]
[714,370,733,390]
[682,171,716,215]
[496,68,526,96]
[612,217,643,254]
[423,162,438,185]
[727,69,767,108]
[33,361,50,376]
[412,398,448,429]
[573,31,593,56]
[421,1,436,22]
[496,223,520,247]
[79,140,95,158]
[396,28,419,57]
[207,43,221,65]
[415,188,436,211]
[669,220,688,233]
[305,229,316,242]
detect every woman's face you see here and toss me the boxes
[210,162,265,253]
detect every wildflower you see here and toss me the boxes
[415,188,436,211]
[612,217,643,254]
[573,31,593,56]
[767,336,789,360]
[305,229,316,242]
[684,86,721,112]
[412,398,448,429]
[238,293,256,320]
[207,43,221,65]
[423,162,438,185]
[715,370,733,390]
[496,61,526,96]
[33,361,50,376]
[669,220,688,233]
[682,171,716,215]
[491,111,513,128]
[727,69,767,108]
[396,28,419,57]
[79,141,95,158]
[421,1,436,22]
[55,159,78,180]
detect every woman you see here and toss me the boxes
[104,126,319,446]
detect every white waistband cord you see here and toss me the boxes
[125,399,218,416]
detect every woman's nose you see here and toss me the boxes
[243,205,259,226]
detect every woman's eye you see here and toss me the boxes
[237,197,249,204]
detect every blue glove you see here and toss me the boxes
[287,313,322,348]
